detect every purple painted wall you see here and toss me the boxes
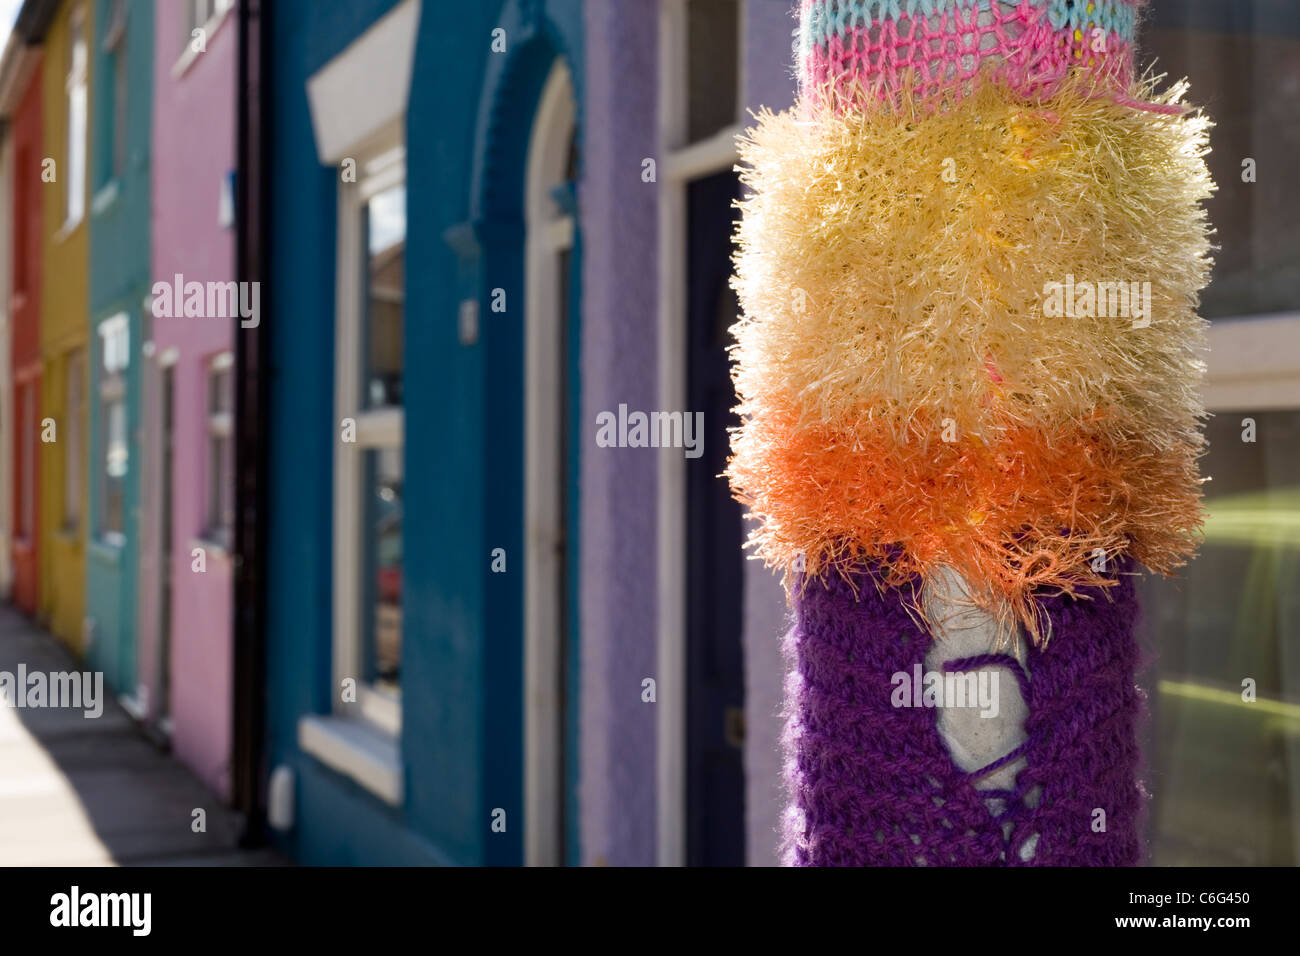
[740,0,799,868]
[138,2,237,798]
[578,0,660,866]
[577,0,800,867]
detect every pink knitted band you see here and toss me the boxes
[799,0,1145,108]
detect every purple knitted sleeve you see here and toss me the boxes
[782,563,1146,866]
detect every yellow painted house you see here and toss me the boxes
[39,0,91,651]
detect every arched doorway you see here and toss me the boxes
[524,58,579,867]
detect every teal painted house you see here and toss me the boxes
[260,0,585,865]
[85,0,151,698]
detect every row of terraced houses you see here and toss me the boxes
[0,0,1294,866]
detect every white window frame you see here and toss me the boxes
[63,348,84,532]
[205,352,235,549]
[524,59,576,868]
[173,0,235,77]
[63,2,88,230]
[333,122,406,743]
[656,0,747,868]
[1201,313,1300,412]
[97,313,129,547]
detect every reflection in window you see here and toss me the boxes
[98,316,129,541]
[1142,2,1300,317]
[1133,0,1300,868]
[686,0,738,142]
[65,3,87,226]
[361,447,402,693]
[1141,410,1300,865]
[206,357,235,548]
[361,183,405,409]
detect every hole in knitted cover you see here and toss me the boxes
[921,566,1039,861]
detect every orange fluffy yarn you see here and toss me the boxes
[729,403,1203,642]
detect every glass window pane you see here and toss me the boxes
[1140,409,1300,864]
[103,396,126,536]
[361,183,405,409]
[361,447,403,694]
[66,11,86,225]
[206,365,234,544]
[687,0,738,142]
[1141,2,1300,317]
[209,366,233,414]
[67,85,86,223]
[208,434,234,543]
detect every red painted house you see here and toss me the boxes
[3,46,43,617]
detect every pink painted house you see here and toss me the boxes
[137,0,238,798]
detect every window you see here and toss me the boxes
[102,0,127,183]
[97,314,129,543]
[686,0,739,142]
[64,3,87,227]
[361,176,405,409]
[182,0,234,55]
[1143,3,1300,318]
[297,0,418,802]
[656,0,747,866]
[1133,1,1300,865]
[64,349,85,532]
[205,354,235,549]
[335,134,405,735]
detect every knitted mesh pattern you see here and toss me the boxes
[782,559,1145,865]
[800,0,1144,108]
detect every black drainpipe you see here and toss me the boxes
[232,0,270,847]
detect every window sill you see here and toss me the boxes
[91,180,120,218]
[53,216,84,244]
[171,7,233,80]
[298,714,403,806]
[119,688,147,721]
[87,536,125,567]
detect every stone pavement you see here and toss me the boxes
[0,604,286,866]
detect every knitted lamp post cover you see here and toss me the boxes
[728,0,1214,865]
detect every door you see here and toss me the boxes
[685,169,746,866]
[524,59,579,866]
[155,364,175,733]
